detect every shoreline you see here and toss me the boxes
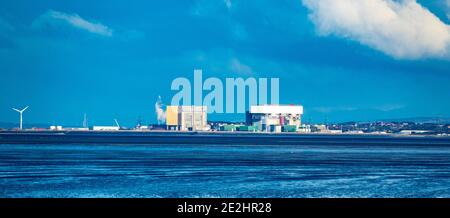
[1,129,449,137]
[1,130,450,145]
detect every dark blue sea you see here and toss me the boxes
[1,142,450,198]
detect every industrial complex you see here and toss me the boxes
[163,104,305,133]
[5,103,450,136]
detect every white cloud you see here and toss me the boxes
[375,104,404,112]
[447,0,450,20]
[313,106,358,113]
[302,0,450,59]
[35,10,113,37]
[230,58,253,75]
[224,0,232,9]
[231,23,248,41]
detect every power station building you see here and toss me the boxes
[166,106,208,131]
[246,105,303,132]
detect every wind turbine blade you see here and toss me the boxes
[22,106,29,112]
[12,108,20,112]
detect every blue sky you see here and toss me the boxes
[1,0,450,127]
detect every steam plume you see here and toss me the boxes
[155,96,166,124]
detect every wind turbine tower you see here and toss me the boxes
[83,113,88,128]
[12,106,29,130]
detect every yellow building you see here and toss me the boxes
[166,106,179,126]
[166,106,207,131]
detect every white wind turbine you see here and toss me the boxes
[12,106,29,130]
[114,119,120,129]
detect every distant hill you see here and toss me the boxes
[378,117,450,124]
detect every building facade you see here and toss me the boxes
[246,105,303,132]
[166,105,208,131]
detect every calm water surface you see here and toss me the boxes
[1,143,450,197]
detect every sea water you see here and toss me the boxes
[1,142,450,197]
